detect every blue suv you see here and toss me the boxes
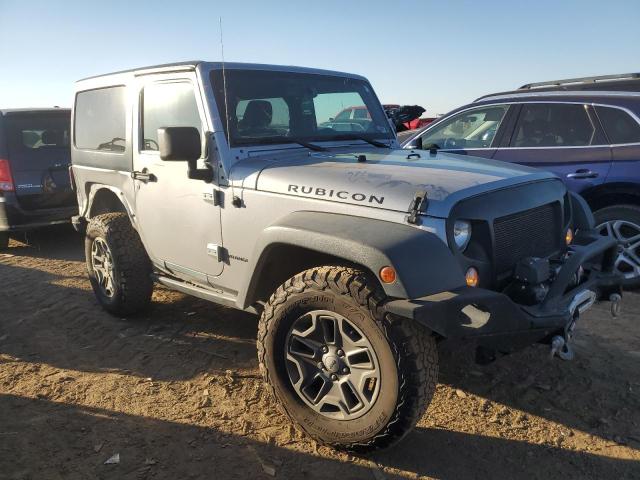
[0,108,75,248]
[401,74,640,287]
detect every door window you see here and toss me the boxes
[418,105,508,149]
[595,106,640,144]
[141,82,202,151]
[511,103,604,147]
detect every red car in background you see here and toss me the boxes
[329,105,434,132]
[382,104,435,131]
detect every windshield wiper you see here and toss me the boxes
[234,136,327,152]
[269,136,327,152]
[293,139,327,152]
[350,136,391,149]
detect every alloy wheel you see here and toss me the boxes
[285,310,381,420]
[91,237,116,298]
[596,219,640,280]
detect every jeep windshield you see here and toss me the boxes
[210,69,394,148]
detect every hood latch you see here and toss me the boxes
[407,190,428,225]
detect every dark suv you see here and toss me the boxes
[402,76,640,286]
[0,108,75,248]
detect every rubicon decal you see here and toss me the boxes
[288,185,384,204]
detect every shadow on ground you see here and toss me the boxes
[0,394,637,480]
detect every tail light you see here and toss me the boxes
[0,159,14,192]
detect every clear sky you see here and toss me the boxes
[1,0,638,116]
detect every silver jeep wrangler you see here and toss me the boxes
[71,61,623,452]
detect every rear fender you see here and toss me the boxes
[85,184,133,221]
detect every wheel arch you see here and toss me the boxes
[239,211,465,309]
[581,182,640,212]
[86,185,132,220]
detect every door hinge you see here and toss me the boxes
[203,190,223,206]
[406,190,428,225]
[206,243,227,262]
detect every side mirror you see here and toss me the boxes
[158,127,201,161]
[413,136,423,150]
[158,127,213,182]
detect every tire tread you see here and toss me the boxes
[257,265,438,452]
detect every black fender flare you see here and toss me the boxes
[570,191,595,231]
[240,211,465,307]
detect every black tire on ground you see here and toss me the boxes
[594,204,640,289]
[257,266,438,452]
[0,232,8,250]
[85,212,153,316]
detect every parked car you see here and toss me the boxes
[71,61,622,452]
[322,104,428,133]
[401,82,640,287]
[0,108,75,249]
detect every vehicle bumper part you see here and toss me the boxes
[385,230,623,354]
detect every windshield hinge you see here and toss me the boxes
[406,190,428,225]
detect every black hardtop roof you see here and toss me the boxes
[77,60,364,82]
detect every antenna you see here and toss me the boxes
[219,16,231,147]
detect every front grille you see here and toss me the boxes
[493,203,561,274]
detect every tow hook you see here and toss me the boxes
[609,293,622,317]
[550,335,575,361]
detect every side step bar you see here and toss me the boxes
[154,275,240,310]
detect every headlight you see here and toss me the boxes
[453,220,472,251]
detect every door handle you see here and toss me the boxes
[131,169,157,183]
[566,169,599,179]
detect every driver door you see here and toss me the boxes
[132,74,224,283]
[411,104,514,159]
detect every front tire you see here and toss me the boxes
[85,213,153,316]
[257,266,438,452]
[594,204,640,289]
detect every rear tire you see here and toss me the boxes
[85,212,153,316]
[594,204,640,289]
[257,266,438,452]
[0,232,8,250]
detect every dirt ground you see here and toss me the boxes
[0,226,638,480]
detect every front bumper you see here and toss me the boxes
[386,230,622,353]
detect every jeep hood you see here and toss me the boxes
[237,149,560,218]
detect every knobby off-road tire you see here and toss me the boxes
[0,232,8,250]
[594,204,640,289]
[257,266,438,452]
[85,213,153,316]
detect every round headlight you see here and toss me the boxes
[454,220,472,251]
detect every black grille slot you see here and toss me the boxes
[493,203,561,274]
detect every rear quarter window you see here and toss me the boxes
[74,86,126,152]
[595,106,640,144]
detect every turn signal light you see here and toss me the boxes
[565,228,574,245]
[379,266,397,284]
[0,159,14,192]
[466,267,479,287]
